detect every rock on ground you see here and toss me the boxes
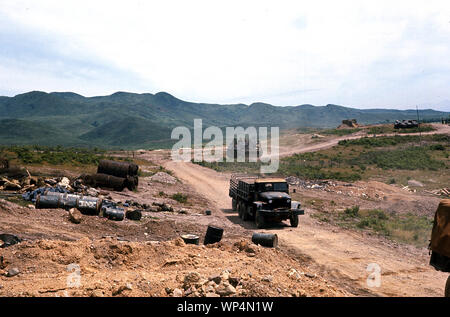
[68,208,82,224]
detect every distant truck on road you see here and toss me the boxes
[229,174,304,229]
[394,120,419,129]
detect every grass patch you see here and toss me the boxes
[193,134,449,184]
[313,206,433,246]
[0,145,118,166]
[171,192,188,204]
[357,146,445,171]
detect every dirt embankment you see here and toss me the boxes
[0,234,344,297]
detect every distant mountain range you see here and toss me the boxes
[0,91,448,149]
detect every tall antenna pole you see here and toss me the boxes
[416,105,422,142]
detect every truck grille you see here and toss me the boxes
[269,199,289,209]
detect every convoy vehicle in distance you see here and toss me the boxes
[394,119,419,129]
[229,174,304,229]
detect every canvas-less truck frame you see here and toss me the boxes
[229,174,304,229]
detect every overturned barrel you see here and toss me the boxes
[91,173,127,191]
[36,194,61,209]
[102,207,125,221]
[204,225,224,245]
[97,160,139,178]
[251,233,278,248]
[58,193,79,210]
[77,196,102,215]
[125,175,139,191]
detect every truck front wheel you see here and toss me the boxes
[232,199,237,211]
[255,210,266,229]
[242,205,251,221]
[290,214,299,227]
[445,275,450,297]
[237,202,243,218]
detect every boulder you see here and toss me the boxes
[68,208,82,224]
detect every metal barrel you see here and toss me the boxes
[181,234,200,245]
[125,209,142,221]
[36,194,60,209]
[251,233,278,248]
[102,207,125,221]
[91,173,127,191]
[125,175,139,191]
[58,193,79,210]
[97,160,139,178]
[77,197,102,215]
[204,225,224,245]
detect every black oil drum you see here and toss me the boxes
[59,194,79,210]
[126,209,142,221]
[204,225,223,245]
[181,234,200,245]
[36,194,60,209]
[102,207,125,221]
[252,233,278,248]
[77,196,102,215]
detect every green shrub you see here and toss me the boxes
[344,206,360,217]
[171,192,188,203]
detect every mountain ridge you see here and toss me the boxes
[0,91,448,149]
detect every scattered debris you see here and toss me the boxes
[0,233,21,248]
[6,267,20,277]
[426,188,450,197]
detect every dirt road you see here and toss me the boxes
[274,123,450,157]
[164,124,450,297]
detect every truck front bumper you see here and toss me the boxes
[258,208,304,217]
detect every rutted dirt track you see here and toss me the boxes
[164,124,450,297]
[274,123,450,157]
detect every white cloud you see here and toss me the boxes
[0,0,449,110]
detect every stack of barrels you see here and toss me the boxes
[90,160,139,191]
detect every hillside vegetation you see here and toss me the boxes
[0,91,448,149]
[195,133,450,187]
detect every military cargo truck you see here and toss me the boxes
[229,174,304,229]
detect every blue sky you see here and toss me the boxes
[0,0,449,110]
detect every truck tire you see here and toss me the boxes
[246,205,255,220]
[242,205,251,221]
[290,214,299,227]
[237,202,243,219]
[232,199,237,211]
[445,275,450,297]
[255,210,266,229]
[239,203,248,221]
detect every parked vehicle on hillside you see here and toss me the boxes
[394,119,419,129]
[229,174,304,229]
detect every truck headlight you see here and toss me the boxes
[268,200,272,204]
[287,199,291,203]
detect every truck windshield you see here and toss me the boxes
[260,182,288,192]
